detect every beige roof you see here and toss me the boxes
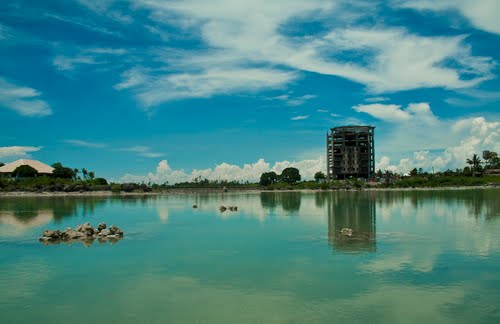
[0,159,54,174]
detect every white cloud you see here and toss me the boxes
[118,67,297,107]
[291,115,310,121]
[317,109,328,113]
[117,0,494,106]
[395,0,500,35]
[365,97,390,102]
[353,102,438,125]
[0,146,42,159]
[119,156,325,184]
[119,146,165,158]
[0,77,52,117]
[267,94,316,106]
[53,47,126,71]
[376,117,500,173]
[0,24,7,40]
[64,139,107,148]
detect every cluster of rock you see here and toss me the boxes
[39,222,123,245]
[219,205,238,212]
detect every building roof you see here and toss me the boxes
[0,159,54,174]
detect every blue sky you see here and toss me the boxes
[0,0,499,183]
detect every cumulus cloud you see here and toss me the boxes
[119,156,325,184]
[0,77,52,117]
[395,0,500,35]
[0,146,42,159]
[376,117,500,173]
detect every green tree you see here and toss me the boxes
[89,171,95,180]
[52,162,76,180]
[13,165,38,178]
[484,151,500,169]
[409,168,418,176]
[280,167,301,184]
[73,168,79,180]
[314,171,326,182]
[260,171,278,186]
[466,154,482,176]
[82,168,88,180]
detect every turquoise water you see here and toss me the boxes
[1,189,499,323]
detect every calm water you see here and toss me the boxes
[1,189,499,323]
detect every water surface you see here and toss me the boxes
[1,189,499,323]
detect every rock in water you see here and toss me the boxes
[97,223,107,232]
[219,206,227,212]
[39,223,124,245]
[340,228,353,236]
[98,229,112,237]
[109,225,124,236]
[192,205,198,209]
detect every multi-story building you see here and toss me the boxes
[326,125,375,180]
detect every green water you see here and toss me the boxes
[1,189,499,323]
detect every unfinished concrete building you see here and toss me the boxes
[326,125,375,180]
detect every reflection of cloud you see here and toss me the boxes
[113,272,465,323]
[371,189,500,273]
[0,259,51,302]
[0,210,54,236]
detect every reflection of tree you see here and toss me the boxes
[260,192,301,214]
[0,197,108,225]
[376,189,500,221]
[327,192,376,253]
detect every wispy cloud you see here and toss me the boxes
[395,0,500,35]
[353,102,438,125]
[114,0,495,108]
[116,67,296,107]
[0,146,42,159]
[290,115,310,121]
[268,94,316,106]
[64,139,107,148]
[0,77,52,117]
[0,24,8,40]
[53,47,126,71]
[365,97,390,103]
[317,109,328,113]
[119,146,165,158]
[44,13,122,37]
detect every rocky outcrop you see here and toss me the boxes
[39,222,123,246]
[219,206,238,213]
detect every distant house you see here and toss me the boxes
[484,169,500,176]
[0,159,54,177]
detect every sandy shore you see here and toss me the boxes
[0,185,497,197]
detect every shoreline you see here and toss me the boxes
[0,185,498,197]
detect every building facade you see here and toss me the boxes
[326,125,375,180]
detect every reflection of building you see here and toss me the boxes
[327,192,376,253]
[326,126,375,179]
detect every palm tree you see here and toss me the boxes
[89,171,95,180]
[82,168,88,180]
[466,154,482,176]
[73,168,79,181]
